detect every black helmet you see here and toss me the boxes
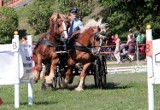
[70,8,78,14]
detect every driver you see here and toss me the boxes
[68,8,83,37]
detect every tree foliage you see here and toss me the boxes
[0,7,18,44]
[27,0,53,34]
[27,0,98,34]
[100,0,160,38]
[57,0,96,21]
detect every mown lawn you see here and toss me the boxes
[1,73,160,110]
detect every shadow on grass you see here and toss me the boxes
[66,82,131,90]
[21,101,58,105]
[105,82,131,90]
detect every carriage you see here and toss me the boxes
[51,51,107,89]
[32,13,108,91]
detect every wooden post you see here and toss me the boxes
[146,25,154,110]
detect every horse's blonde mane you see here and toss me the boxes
[80,18,107,33]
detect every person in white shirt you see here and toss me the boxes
[114,34,121,64]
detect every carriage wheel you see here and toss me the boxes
[100,55,107,88]
[53,67,65,88]
[94,58,100,88]
[57,73,65,88]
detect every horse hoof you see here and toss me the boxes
[41,81,47,90]
[68,76,74,84]
[75,87,83,91]
[33,70,40,81]
[41,80,54,90]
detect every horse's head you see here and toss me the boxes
[49,13,70,42]
[79,18,107,54]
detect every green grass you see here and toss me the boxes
[1,73,160,110]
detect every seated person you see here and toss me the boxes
[68,8,83,37]
[67,8,83,45]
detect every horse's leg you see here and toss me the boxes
[33,54,43,82]
[75,63,91,91]
[63,58,75,87]
[45,58,59,84]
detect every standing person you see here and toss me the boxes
[134,25,145,44]
[126,34,136,62]
[128,29,135,40]
[68,8,83,37]
[134,25,146,61]
[114,34,121,64]
[21,36,28,44]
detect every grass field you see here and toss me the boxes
[1,73,160,110]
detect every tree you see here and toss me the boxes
[100,0,160,38]
[27,0,99,34]
[58,0,96,21]
[0,7,18,44]
[27,0,53,34]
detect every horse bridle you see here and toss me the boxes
[55,20,68,34]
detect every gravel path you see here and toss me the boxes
[10,0,33,10]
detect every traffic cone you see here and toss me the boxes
[0,98,3,105]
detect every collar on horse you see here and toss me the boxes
[69,32,101,54]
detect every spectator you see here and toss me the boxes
[134,25,146,61]
[106,32,113,45]
[128,29,135,40]
[126,34,136,62]
[135,26,145,44]
[21,36,28,44]
[114,34,121,64]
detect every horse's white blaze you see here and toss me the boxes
[62,21,68,39]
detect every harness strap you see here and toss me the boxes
[74,45,92,53]
[40,40,58,47]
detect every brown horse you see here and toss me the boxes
[32,13,69,84]
[64,19,106,91]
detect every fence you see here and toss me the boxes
[0,34,33,108]
[100,43,146,63]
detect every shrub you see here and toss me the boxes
[0,7,18,44]
[27,0,53,34]
[27,0,97,34]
